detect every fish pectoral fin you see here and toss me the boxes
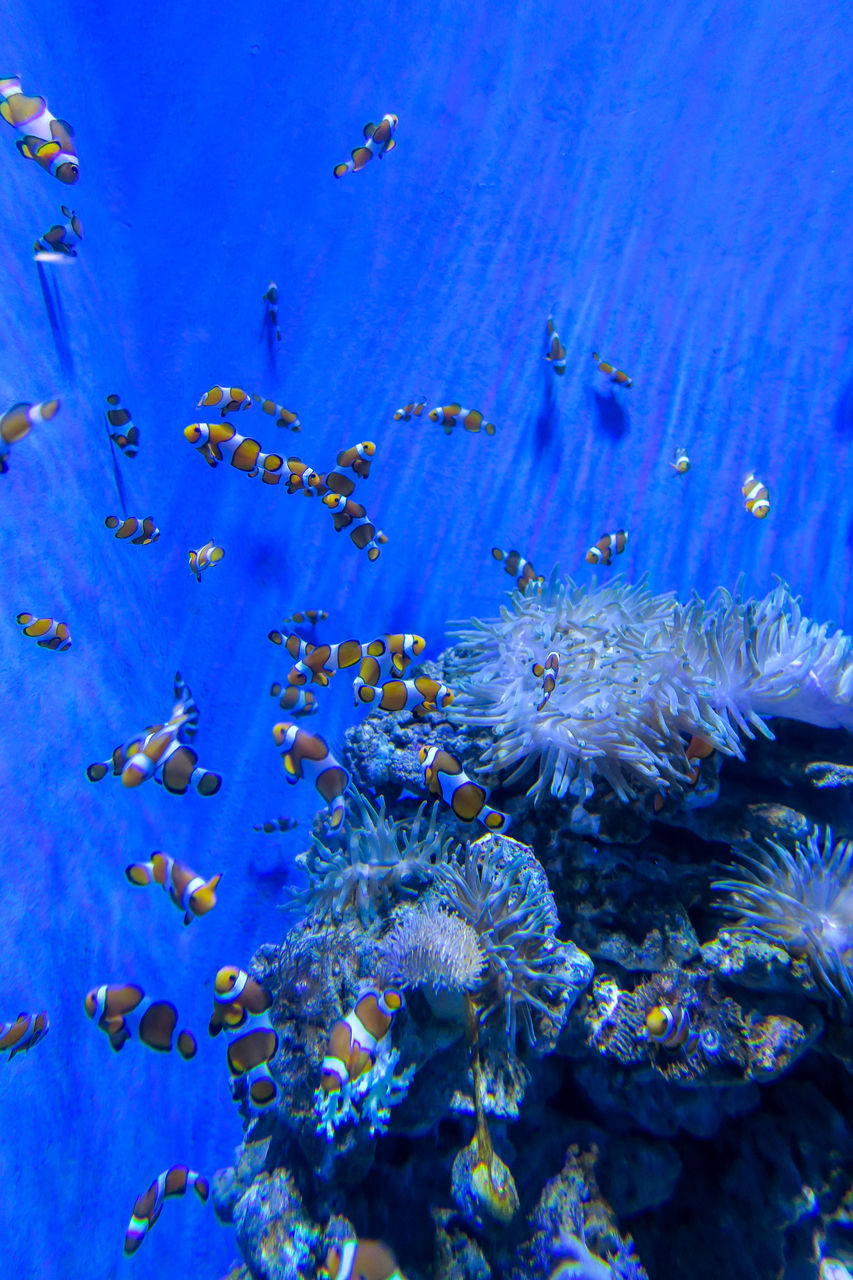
[34,140,60,159]
[15,138,34,158]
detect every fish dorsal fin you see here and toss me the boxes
[363,121,376,139]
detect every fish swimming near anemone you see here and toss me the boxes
[319,987,404,1094]
[428,404,495,435]
[394,398,425,421]
[34,205,82,260]
[742,471,770,519]
[86,671,222,797]
[16,612,71,651]
[0,399,59,474]
[84,984,197,1058]
[189,539,225,580]
[273,721,350,829]
[592,351,632,387]
[209,967,278,1115]
[0,76,78,183]
[446,571,853,816]
[0,1012,49,1059]
[532,651,559,711]
[586,530,628,566]
[124,1166,208,1257]
[420,746,510,832]
[645,1002,698,1051]
[545,315,566,374]
[105,515,159,545]
[321,1239,406,1280]
[105,394,139,457]
[125,852,222,926]
[354,676,454,716]
[491,547,543,592]
[334,113,398,178]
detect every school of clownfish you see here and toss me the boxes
[0,79,776,1276]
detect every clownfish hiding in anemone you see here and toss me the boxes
[645,1002,697,1052]
[124,1166,209,1256]
[320,1239,407,1280]
[334,114,398,178]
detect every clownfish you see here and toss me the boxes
[105,394,139,457]
[284,456,327,496]
[34,205,82,260]
[209,966,278,1114]
[273,722,350,829]
[189,539,225,581]
[394,398,426,422]
[252,394,301,432]
[585,530,628,566]
[428,404,495,435]
[198,386,252,415]
[320,987,404,1093]
[269,682,319,716]
[322,1239,406,1280]
[491,547,543,592]
[419,746,510,832]
[532,651,559,711]
[354,676,453,717]
[125,852,222,926]
[645,1002,697,1051]
[105,515,159,545]
[284,610,328,627]
[334,113,398,178]
[262,282,281,343]
[322,494,387,560]
[86,672,222,797]
[592,351,632,387]
[288,637,366,687]
[671,445,690,474]
[124,1166,208,1257]
[184,422,284,484]
[325,441,376,495]
[0,399,60,474]
[254,816,298,834]
[0,1011,49,1059]
[0,76,78,184]
[545,316,566,374]
[16,612,71,651]
[84,984,197,1058]
[743,472,770,519]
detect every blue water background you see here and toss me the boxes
[1,0,851,1275]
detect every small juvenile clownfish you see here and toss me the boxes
[491,547,544,592]
[86,672,222,798]
[84,984,197,1058]
[322,494,386,560]
[743,472,770,519]
[189,539,225,581]
[532,651,559,712]
[671,445,690,474]
[262,282,281,343]
[125,852,222,926]
[322,1239,407,1280]
[197,386,252,415]
[355,677,454,717]
[34,205,82,260]
[585,530,628,566]
[269,682,319,716]
[428,404,496,435]
[419,746,510,832]
[184,422,284,484]
[545,316,566,374]
[273,722,350,830]
[124,1166,208,1257]
[0,76,78,184]
[685,734,715,785]
[16,612,71,651]
[105,394,139,457]
[334,113,398,178]
[394,398,426,422]
[105,515,159,545]
[252,394,301,432]
[284,610,328,627]
[254,816,298,834]
[592,351,633,387]
[209,966,278,1115]
[645,1002,698,1052]
[0,1012,49,1059]
[320,988,404,1094]
[0,399,60,474]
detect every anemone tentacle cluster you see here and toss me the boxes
[378,904,486,995]
[447,571,853,806]
[714,825,853,1009]
[292,791,456,926]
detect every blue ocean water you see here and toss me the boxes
[1,1,852,1275]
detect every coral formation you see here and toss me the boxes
[714,824,853,1008]
[448,573,853,810]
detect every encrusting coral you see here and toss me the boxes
[447,571,853,811]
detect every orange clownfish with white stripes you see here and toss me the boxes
[545,316,566,374]
[592,351,632,387]
[419,746,510,832]
[0,1011,48,1059]
[0,398,59,474]
[209,966,278,1114]
[16,612,71,651]
[320,987,404,1094]
[273,722,350,829]
[0,76,78,183]
[742,472,770,519]
[586,530,628,566]
[334,114,398,178]
[125,852,222,926]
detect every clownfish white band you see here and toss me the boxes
[180,876,207,912]
[216,970,248,1003]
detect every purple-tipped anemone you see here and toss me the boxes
[448,571,853,808]
[713,825,853,1008]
